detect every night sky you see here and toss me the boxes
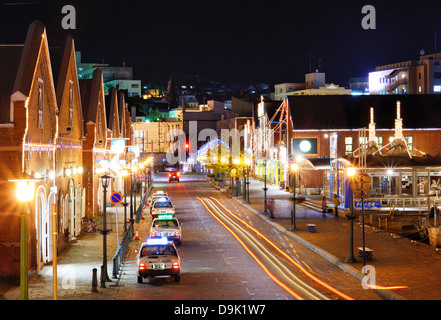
[1,0,441,87]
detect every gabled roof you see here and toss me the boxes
[0,20,50,124]
[80,68,105,132]
[0,45,23,123]
[13,20,47,100]
[105,86,119,133]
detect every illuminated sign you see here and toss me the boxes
[291,138,317,155]
[146,237,169,245]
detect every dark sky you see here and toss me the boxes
[1,0,441,87]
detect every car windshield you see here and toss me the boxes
[153,219,178,228]
[154,201,173,208]
[141,245,177,256]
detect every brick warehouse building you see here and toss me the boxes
[80,68,109,219]
[0,21,59,279]
[282,94,441,200]
[0,21,134,281]
[50,34,84,255]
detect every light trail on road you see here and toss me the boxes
[209,197,355,300]
[198,197,335,300]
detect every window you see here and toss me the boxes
[38,85,44,130]
[131,83,139,88]
[97,102,102,135]
[405,136,413,152]
[434,85,441,92]
[435,72,441,79]
[345,137,353,155]
[419,86,422,93]
[68,85,74,127]
[376,136,383,148]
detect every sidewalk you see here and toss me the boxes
[0,196,143,300]
[229,178,441,300]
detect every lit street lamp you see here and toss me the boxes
[99,173,113,288]
[290,163,299,231]
[120,169,129,233]
[345,167,357,263]
[9,172,41,300]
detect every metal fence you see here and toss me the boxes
[112,181,154,279]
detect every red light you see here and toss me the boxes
[185,143,189,149]
[172,261,179,269]
[174,231,180,237]
[169,173,171,177]
[139,263,146,271]
[177,172,180,177]
[151,231,156,237]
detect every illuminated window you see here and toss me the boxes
[68,85,74,127]
[345,137,353,155]
[405,136,413,152]
[38,85,44,130]
[434,85,441,92]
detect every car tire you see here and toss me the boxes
[174,274,181,282]
[137,276,143,284]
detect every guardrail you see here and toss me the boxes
[112,222,133,279]
[112,180,154,279]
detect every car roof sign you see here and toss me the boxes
[146,237,169,245]
[157,214,175,220]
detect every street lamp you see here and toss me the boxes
[9,172,41,300]
[245,158,251,204]
[290,163,299,231]
[99,173,113,288]
[120,169,129,233]
[263,159,268,215]
[345,167,357,263]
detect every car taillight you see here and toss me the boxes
[169,173,171,177]
[139,262,146,271]
[177,172,180,177]
[151,231,156,237]
[172,261,179,269]
[174,231,180,237]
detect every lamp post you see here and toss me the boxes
[9,172,40,300]
[290,163,299,231]
[120,170,129,233]
[345,167,357,263]
[263,160,268,215]
[133,164,138,219]
[99,173,113,288]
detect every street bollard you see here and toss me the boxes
[92,268,98,292]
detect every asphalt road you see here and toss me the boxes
[114,173,381,300]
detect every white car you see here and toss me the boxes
[151,200,175,217]
[148,191,169,204]
[149,195,170,210]
[150,215,182,245]
[136,237,181,283]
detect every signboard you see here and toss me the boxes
[355,201,381,210]
[330,132,338,158]
[110,139,126,154]
[291,138,318,155]
[110,192,123,205]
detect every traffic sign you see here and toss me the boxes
[140,174,146,180]
[110,192,123,204]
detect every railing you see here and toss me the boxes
[112,222,134,279]
[361,196,430,214]
[136,182,153,223]
[112,180,154,279]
